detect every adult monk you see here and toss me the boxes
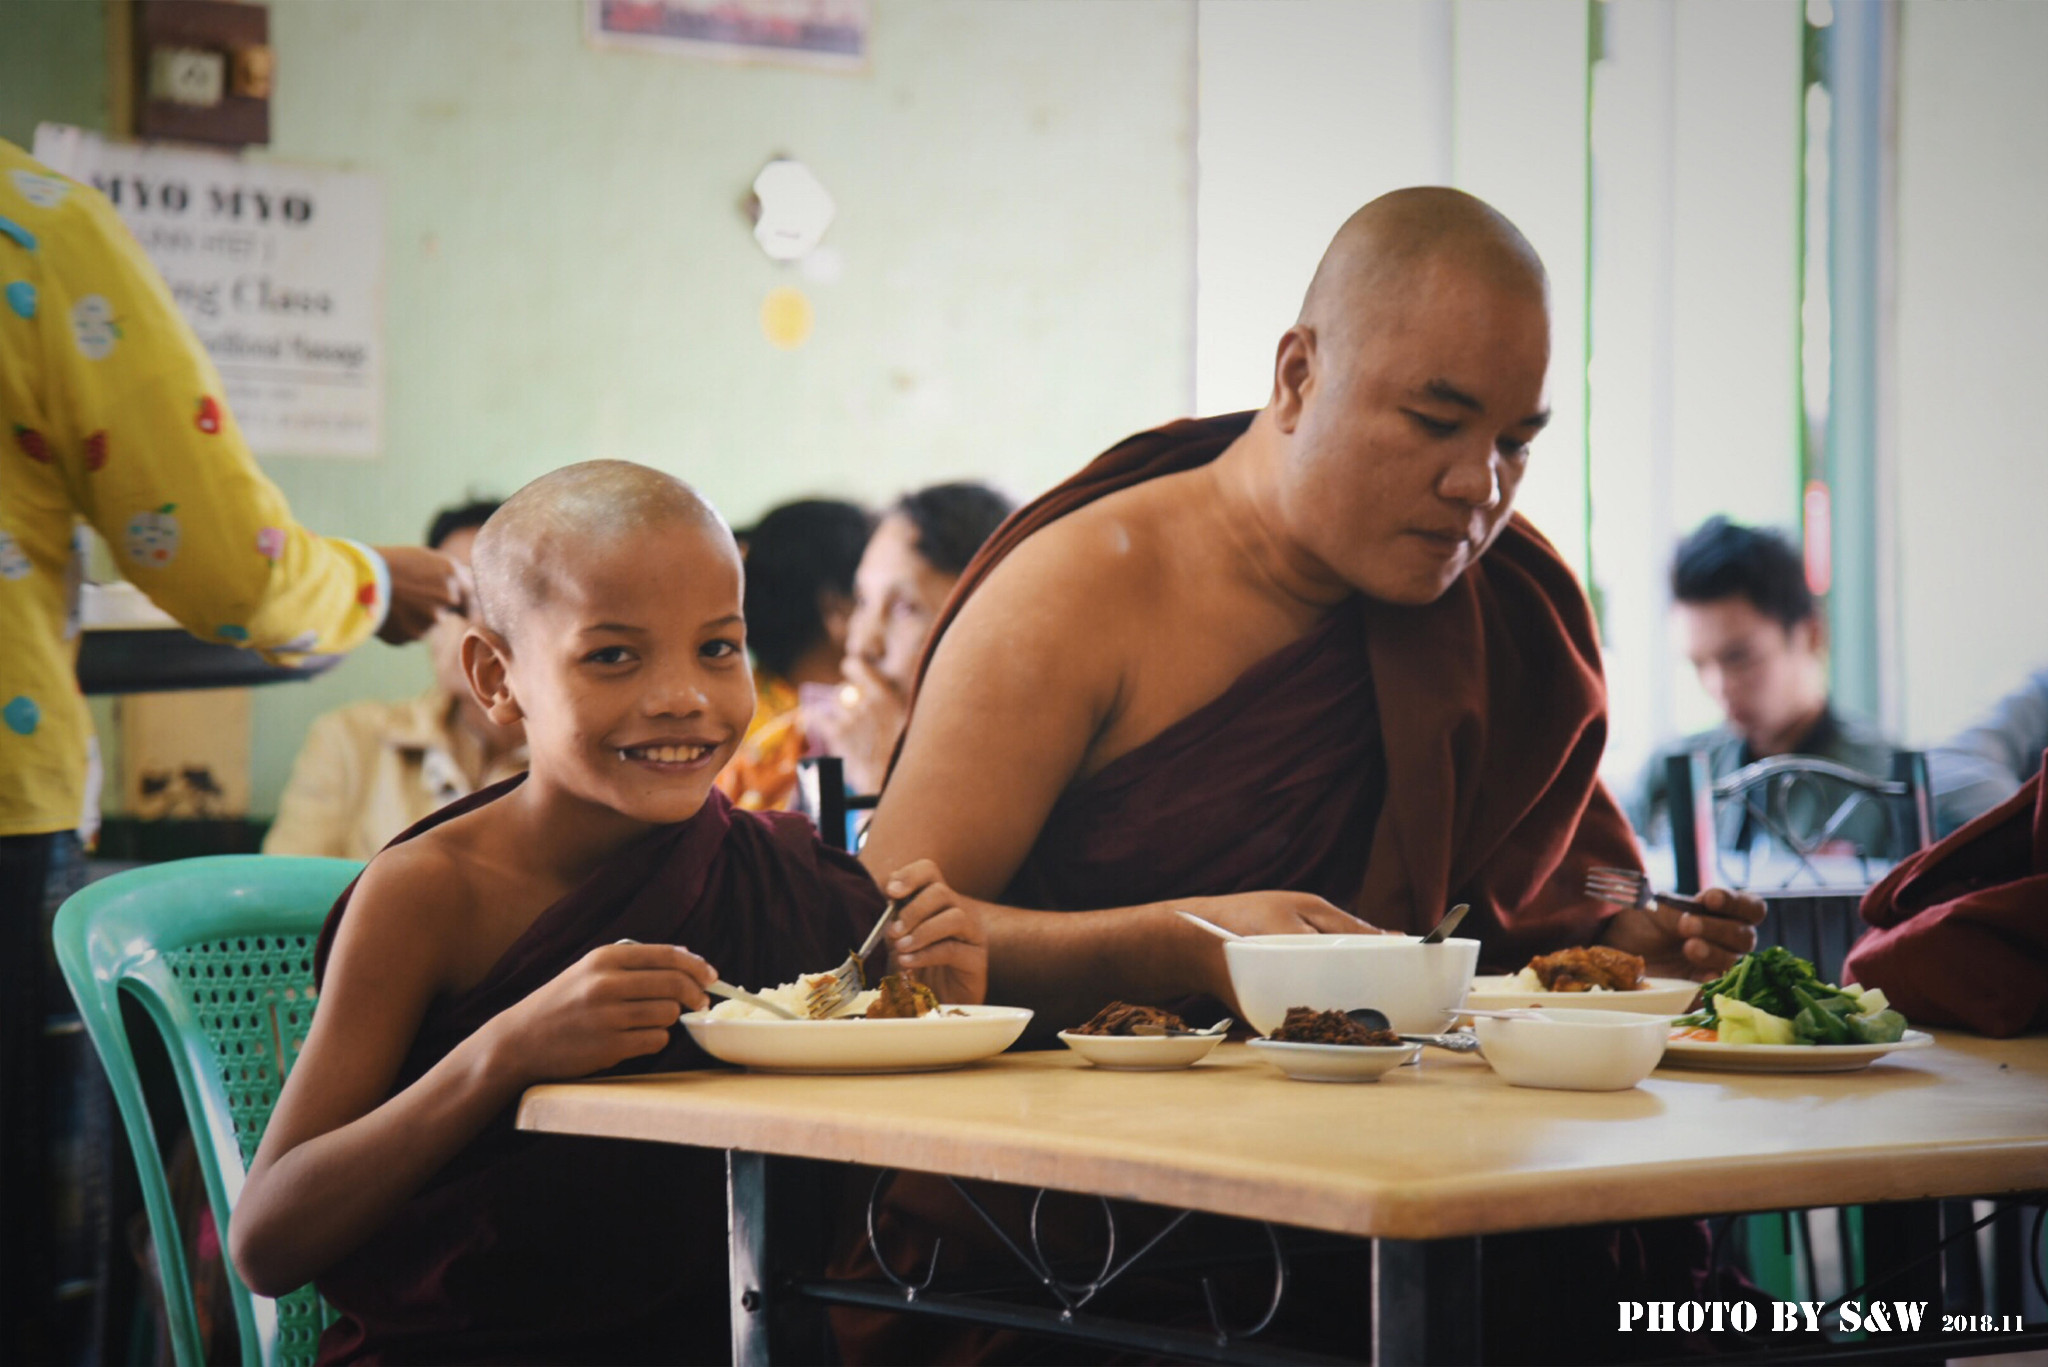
[864,186,1763,1021]
[836,188,1774,1365]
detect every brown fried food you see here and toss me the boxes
[1070,1002,1189,1036]
[1527,945,1647,992]
[864,974,939,1019]
[1269,1006,1401,1047]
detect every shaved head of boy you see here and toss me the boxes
[463,460,756,832]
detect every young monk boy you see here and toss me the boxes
[230,461,984,1364]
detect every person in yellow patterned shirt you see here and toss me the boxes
[0,138,465,1361]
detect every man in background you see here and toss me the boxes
[1630,515,1895,854]
[1927,663,2048,835]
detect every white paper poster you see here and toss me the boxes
[33,124,384,458]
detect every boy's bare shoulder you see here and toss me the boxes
[342,823,483,954]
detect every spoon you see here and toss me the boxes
[1175,910,1243,941]
[1345,1007,1481,1054]
[616,937,807,1021]
[1420,903,1470,944]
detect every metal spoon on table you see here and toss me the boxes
[1420,903,1470,944]
[1345,1007,1481,1054]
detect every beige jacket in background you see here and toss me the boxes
[262,690,527,862]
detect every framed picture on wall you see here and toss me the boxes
[584,0,868,71]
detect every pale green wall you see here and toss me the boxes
[231,0,1195,814]
[0,0,107,147]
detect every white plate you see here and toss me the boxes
[680,1004,1032,1074]
[1658,1029,1935,1073]
[1247,1038,1419,1083]
[1462,976,1702,1017]
[1057,1030,1224,1071]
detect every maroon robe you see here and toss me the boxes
[311,780,883,1366]
[1848,752,2048,1037]
[911,410,1641,966]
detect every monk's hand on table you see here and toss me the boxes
[488,941,715,1081]
[881,859,987,1006]
[1596,886,1765,981]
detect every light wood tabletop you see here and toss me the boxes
[517,1031,2048,1241]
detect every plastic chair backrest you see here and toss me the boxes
[53,855,362,1367]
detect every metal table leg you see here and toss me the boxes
[1372,1236,1481,1365]
[728,1150,834,1367]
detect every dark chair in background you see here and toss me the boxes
[1666,749,1932,983]
[795,756,879,854]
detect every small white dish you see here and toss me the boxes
[1247,1037,1419,1083]
[1462,975,1701,1018]
[680,1004,1032,1074]
[1058,1030,1225,1071]
[1474,1007,1671,1091]
[1659,1029,1934,1074]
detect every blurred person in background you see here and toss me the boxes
[264,499,527,861]
[730,498,870,735]
[1630,515,1895,852]
[721,483,1013,810]
[1927,663,2048,836]
[0,138,464,1364]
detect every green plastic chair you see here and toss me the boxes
[53,854,362,1367]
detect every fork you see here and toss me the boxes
[803,897,904,1019]
[1584,866,1707,914]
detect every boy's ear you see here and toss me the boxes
[462,625,523,724]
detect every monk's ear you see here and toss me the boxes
[462,625,523,725]
[1271,325,1317,433]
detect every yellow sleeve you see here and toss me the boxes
[21,156,383,661]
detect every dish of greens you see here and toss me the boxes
[1660,948,1932,1073]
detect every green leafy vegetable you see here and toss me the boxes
[1672,947,1909,1046]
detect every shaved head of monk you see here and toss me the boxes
[471,460,737,642]
[465,460,753,827]
[1265,186,1553,607]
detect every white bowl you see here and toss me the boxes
[1223,934,1481,1036]
[1247,1038,1420,1082]
[1473,1007,1671,1091]
[1057,1030,1224,1071]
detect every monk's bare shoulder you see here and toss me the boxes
[334,823,484,995]
[940,477,1180,688]
[997,479,1179,612]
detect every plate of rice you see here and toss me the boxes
[682,975,1031,1073]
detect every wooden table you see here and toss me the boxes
[518,1033,2048,1364]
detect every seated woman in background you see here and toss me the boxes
[726,497,870,746]
[263,501,526,860]
[721,482,1014,810]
